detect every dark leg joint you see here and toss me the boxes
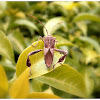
[52,49,68,69]
[27,57,31,67]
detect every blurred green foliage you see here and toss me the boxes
[0,1,100,98]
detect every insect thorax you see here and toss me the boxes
[44,36,56,48]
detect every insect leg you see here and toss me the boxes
[53,49,68,69]
[31,36,44,48]
[26,49,43,76]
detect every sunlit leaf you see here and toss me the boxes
[0,30,15,63]
[53,35,74,47]
[0,65,8,98]
[53,1,79,10]
[8,30,27,54]
[16,41,61,78]
[15,11,26,18]
[73,13,100,23]
[0,1,7,15]
[44,17,66,36]
[36,64,87,98]
[27,92,60,99]
[9,68,29,98]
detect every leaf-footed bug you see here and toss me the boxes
[26,14,68,76]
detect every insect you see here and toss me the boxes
[26,14,68,76]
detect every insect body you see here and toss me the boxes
[44,35,56,67]
[26,14,68,76]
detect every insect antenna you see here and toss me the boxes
[50,22,64,35]
[27,14,49,35]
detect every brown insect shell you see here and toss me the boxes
[43,35,56,67]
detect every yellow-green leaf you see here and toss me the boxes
[43,17,66,36]
[95,67,100,77]
[80,48,98,64]
[80,67,94,97]
[16,41,61,79]
[9,68,29,98]
[15,19,38,30]
[73,13,100,23]
[79,36,100,54]
[8,30,27,54]
[15,11,26,18]
[36,64,87,98]
[0,30,15,63]
[14,19,39,34]
[32,79,43,92]
[0,1,7,15]
[76,21,87,36]
[0,65,8,98]
[27,92,60,99]
[53,35,74,47]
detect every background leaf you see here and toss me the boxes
[76,21,87,36]
[79,36,100,54]
[73,13,100,23]
[8,30,27,54]
[53,1,79,10]
[80,67,94,97]
[80,48,98,64]
[0,30,15,63]
[43,17,67,36]
[36,64,87,98]
[0,1,7,15]
[14,19,39,34]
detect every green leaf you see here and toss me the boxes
[73,13,100,23]
[0,1,7,15]
[78,1,91,9]
[36,64,87,98]
[80,67,94,97]
[76,21,87,36]
[79,36,100,54]
[95,67,100,77]
[9,68,29,98]
[0,65,8,98]
[27,92,60,99]
[31,79,43,92]
[80,48,98,64]
[14,19,39,32]
[8,30,27,54]
[16,40,61,78]
[53,35,74,47]
[43,17,66,36]
[0,30,15,63]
